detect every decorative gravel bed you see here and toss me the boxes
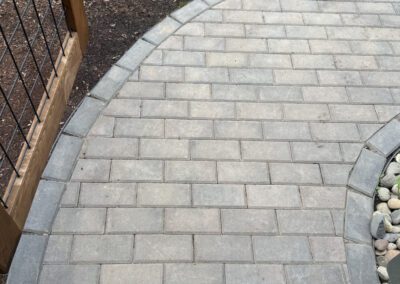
[372,151,400,283]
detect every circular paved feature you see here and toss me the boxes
[7,0,400,283]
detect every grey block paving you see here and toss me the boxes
[79,183,136,206]
[71,235,134,263]
[165,263,223,284]
[225,264,285,284]
[253,236,312,262]
[100,264,163,284]
[40,265,100,284]
[285,265,345,284]
[23,0,400,282]
[134,234,193,262]
[195,235,253,262]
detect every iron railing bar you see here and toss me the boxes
[0,6,50,118]
[12,0,50,99]
[0,23,41,122]
[0,11,65,176]
[0,142,20,178]
[0,85,31,148]
[47,0,65,56]
[0,0,31,63]
[30,0,58,77]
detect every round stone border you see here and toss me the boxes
[5,1,225,283]
[344,114,400,284]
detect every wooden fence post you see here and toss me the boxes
[0,206,21,273]
[62,0,89,53]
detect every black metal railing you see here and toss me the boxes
[0,0,71,207]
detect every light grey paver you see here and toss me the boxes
[140,139,189,159]
[71,235,134,263]
[166,119,213,138]
[263,121,311,140]
[192,184,245,207]
[100,264,163,284]
[134,234,193,262]
[292,142,342,162]
[117,39,155,71]
[225,264,285,284]
[106,208,163,233]
[309,237,346,262]
[270,163,322,184]
[320,164,352,186]
[300,186,346,209]
[218,162,269,184]
[165,264,223,284]
[43,235,72,264]
[111,160,163,182]
[246,185,301,208]
[190,101,235,119]
[191,140,240,160]
[115,118,164,138]
[285,265,345,284]
[103,99,140,117]
[118,82,164,99]
[222,209,278,234]
[52,208,106,234]
[71,159,111,182]
[40,265,99,284]
[215,121,262,139]
[165,161,216,182]
[195,235,253,262]
[253,236,312,262]
[79,183,136,206]
[60,182,79,207]
[83,137,138,159]
[277,210,335,234]
[165,208,220,233]
[137,183,191,207]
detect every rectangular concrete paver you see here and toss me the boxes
[253,236,312,262]
[71,235,133,263]
[195,235,253,262]
[134,235,193,262]
[100,264,163,284]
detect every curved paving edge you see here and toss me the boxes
[344,114,400,284]
[6,1,224,283]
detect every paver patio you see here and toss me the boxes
[7,0,400,283]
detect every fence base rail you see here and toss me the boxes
[0,33,83,273]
